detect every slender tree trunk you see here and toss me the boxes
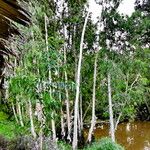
[51,112,57,142]
[17,98,24,127]
[58,69,65,139]
[44,14,49,52]
[115,74,140,130]
[39,129,43,150]
[44,14,57,142]
[87,53,98,143]
[80,93,83,130]
[107,73,115,142]
[35,100,45,150]
[63,35,71,141]
[73,25,78,82]
[72,9,90,150]
[12,102,19,123]
[25,101,29,118]
[61,108,65,138]
[145,99,150,113]
[11,58,19,124]
[115,112,122,131]
[78,109,81,137]
[50,88,56,142]
[83,101,92,121]
[65,69,71,141]
[28,99,36,138]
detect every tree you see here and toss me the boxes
[72,9,90,150]
[87,52,98,143]
[107,72,115,142]
[2,0,149,149]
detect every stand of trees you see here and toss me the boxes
[0,0,149,149]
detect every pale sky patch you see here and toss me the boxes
[118,0,135,16]
[89,0,136,22]
[89,0,102,21]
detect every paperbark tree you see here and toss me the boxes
[87,52,98,143]
[107,72,115,142]
[16,97,24,127]
[63,25,71,141]
[28,99,36,138]
[12,102,19,124]
[44,14,56,142]
[72,9,90,150]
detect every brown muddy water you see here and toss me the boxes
[84,121,150,150]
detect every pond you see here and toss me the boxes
[84,121,150,150]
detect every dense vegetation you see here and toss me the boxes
[0,0,149,149]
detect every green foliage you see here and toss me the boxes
[0,121,27,139]
[84,138,124,150]
[58,141,72,150]
[1,0,149,149]
[7,0,76,137]
[0,112,8,121]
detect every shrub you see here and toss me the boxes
[58,141,72,150]
[84,137,124,150]
[0,120,26,139]
[0,112,8,121]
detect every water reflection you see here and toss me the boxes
[84,121,150,150]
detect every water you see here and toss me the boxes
[84,121,150,150]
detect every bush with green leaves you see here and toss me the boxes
[0,120,27,139]
[84,138,124,150]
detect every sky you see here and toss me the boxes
[89,0,136,21]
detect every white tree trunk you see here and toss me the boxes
[39,129,43,150]
[63,36,71,141]
[72,10,90,150]
[65,76,71,141]
[61,108,65,138]
[107,73,115,142]
[28,99,36,138]
[51,112,57,142]
[12,102,19,123]
[59,72,65,138]
[17,98,24,127]
[80,93,83,130]
[87,53,98,143]
[45,14,57,142]
[115,74,140,130]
